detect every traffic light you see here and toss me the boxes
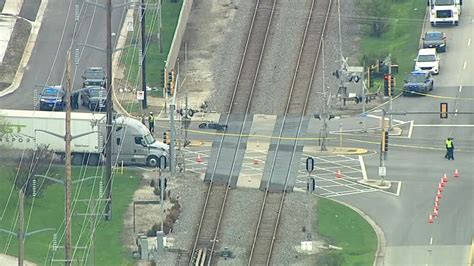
[383,74,389,96]
[157,178,167,190]
[161,68,166,88]
[440,102,448,119]
[381,129,389,152]
[368,68,374,88]
[163,130,170,145]
[167,71,173,96]
[390,75,396,95]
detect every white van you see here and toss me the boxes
[414,48,440,75]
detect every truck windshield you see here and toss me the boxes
[433,0,455,5]
[144,133,156,145]
[42,88,63,96]
[89,88,106,97]
[418,55,436,62]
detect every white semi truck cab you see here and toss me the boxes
[428,0,462,26]
[0,109,168,167]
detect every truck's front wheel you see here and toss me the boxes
[88,154,100,166]
[72,154,84,165]
[147,156,159,168]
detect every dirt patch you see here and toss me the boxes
[0,18,31,90]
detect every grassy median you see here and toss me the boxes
[0,165,139,265]
[316,197,377,265]
[360,0,426,92]
[121,0,183,94]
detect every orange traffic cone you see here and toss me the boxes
[196,154,203,163]
[433,207,439,217]
[336,170,343,179]
[436,189,442,199]
[428,214,433,224]
[438,183,443,192]
[453,169,459,178]
[434,200,439,210]
[440,177,446,187]
[442,173,448,183]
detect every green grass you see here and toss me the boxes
[121,0,183,94]
[316,197,377,266]
[360,0,426,93]
[0,165,140,265]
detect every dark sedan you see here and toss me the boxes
[81,86,106,111]
[422,31,446,52]
[39,86,66,111]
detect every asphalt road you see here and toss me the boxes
[0,0,126,110]
[336,3,474,265]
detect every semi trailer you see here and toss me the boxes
[0,109,168,167]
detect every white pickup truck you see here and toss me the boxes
[428,0,462,26]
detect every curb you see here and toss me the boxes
[327,198,386,266]
[0,0,48,98]
[468,237,474,266]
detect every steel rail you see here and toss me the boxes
[248,0,332,265]
[188,0,277,265]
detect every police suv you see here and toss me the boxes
[403,71,434,96]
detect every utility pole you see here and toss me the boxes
[158,0,163,53]
[18,189,24,266]
[387,54,393,129]
[140,0,147,109]
[169,103,176,175]
[65,49,73,266]
[105,0,113,221]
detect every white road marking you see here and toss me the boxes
[413,124,474,127]
[459,85,463,92]
[463,61,467,70]
[408,120,414,138]
[396,181,402,196]
[430,237,433,245]
[359,155,368,181]
[468,38,472,47]
[367,114,406,124]
[455,109,458,116]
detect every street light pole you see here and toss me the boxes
[140,0,147,109]
[65,49,73,266]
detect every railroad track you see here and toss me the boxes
[187,0,278,265]
[248,0,332,265]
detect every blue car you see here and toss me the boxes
[403,71,434,96]
[39,86,66,111]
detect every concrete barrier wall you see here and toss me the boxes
[165,0,193,71]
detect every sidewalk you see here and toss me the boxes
[0,0,22,63]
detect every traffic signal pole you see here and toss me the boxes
[388,54,393,129]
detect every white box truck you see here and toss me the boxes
[0,109,168,167]
[428,0,462,26]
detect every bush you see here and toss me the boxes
[356,0,391,36]
[147,223,161,237]
[163,216,174,234]
[150,179,155,187]
[167,208,180,223]
[153,188,167,200]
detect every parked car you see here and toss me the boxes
[414,48,440,75]
[39,86,66,111]
[422,31,447,52]
[403,71,434,96]
[81,86,106,111]
[82,67,106,87]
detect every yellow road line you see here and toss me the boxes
[468,237,474,266]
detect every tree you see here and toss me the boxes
[357,0,391,36]
[9,145,55,197]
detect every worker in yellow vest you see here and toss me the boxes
[445,138,454,160]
